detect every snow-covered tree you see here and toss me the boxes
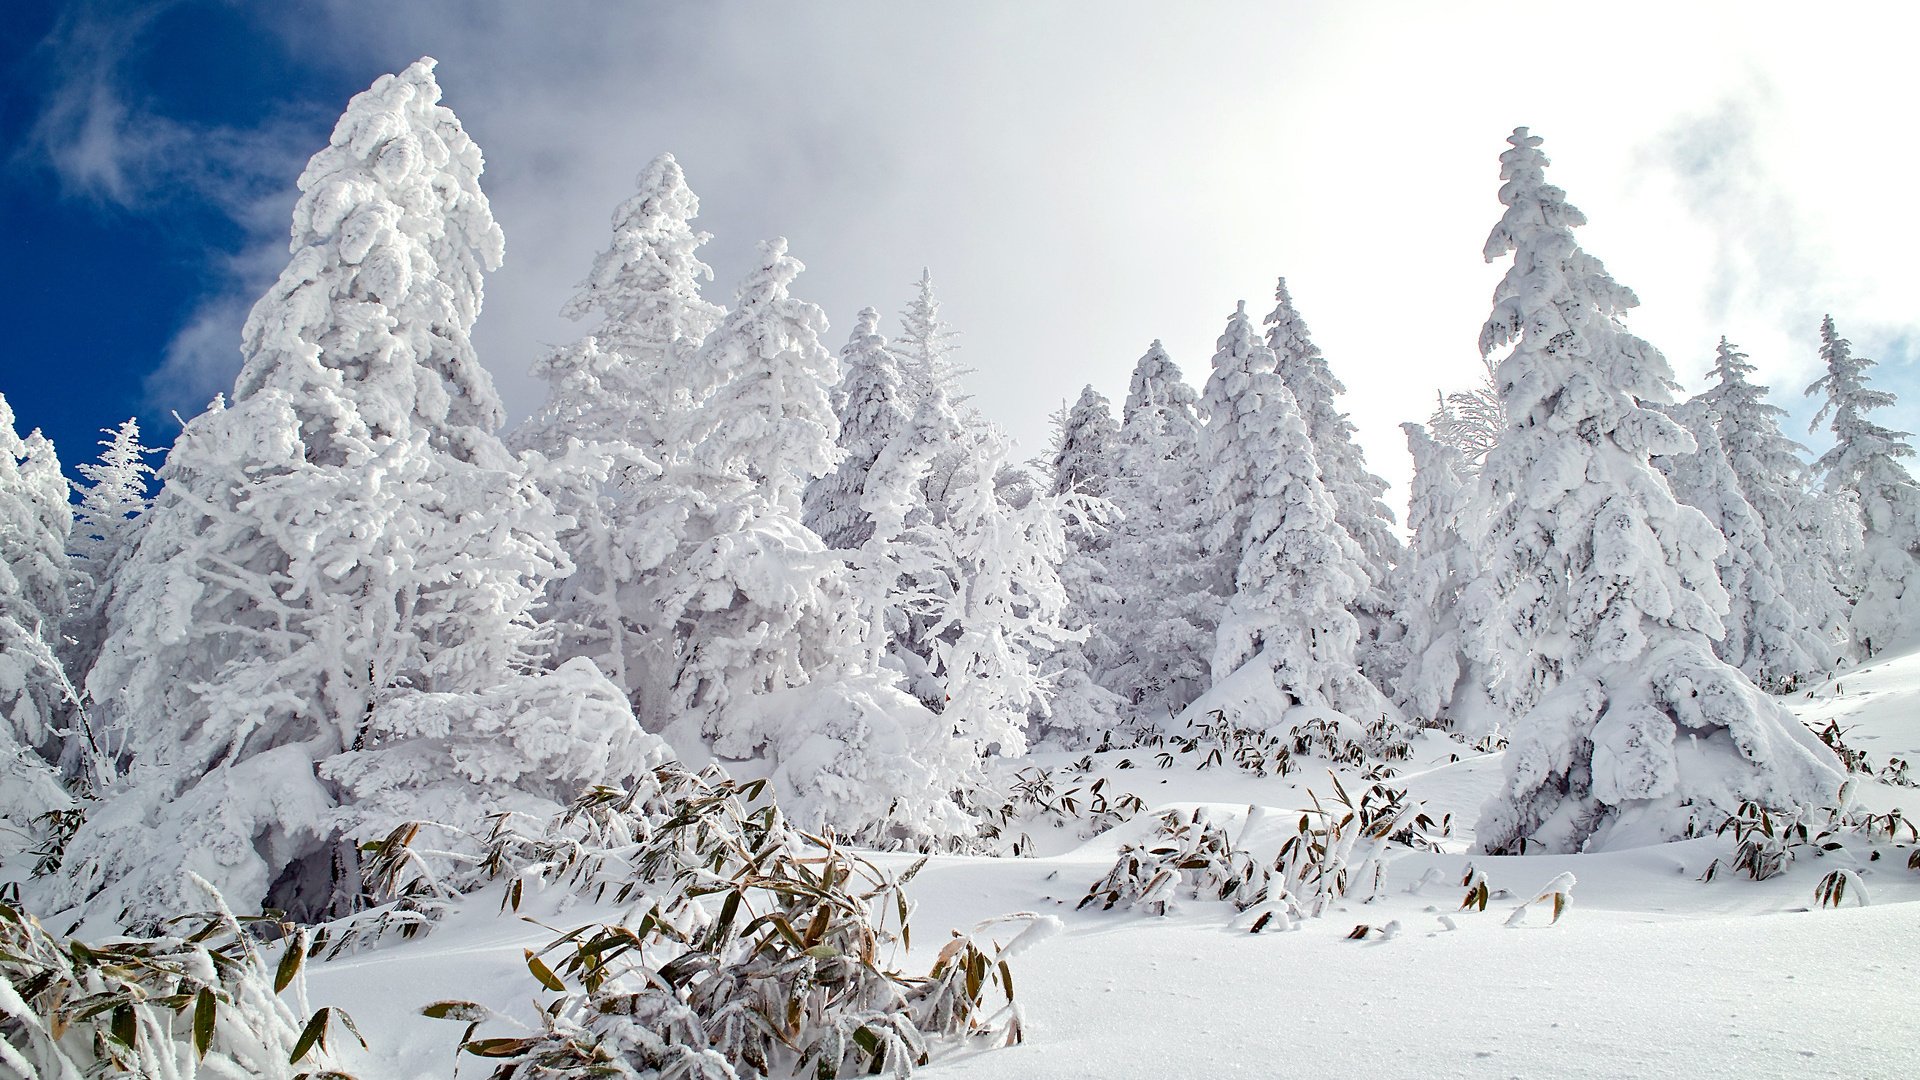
[510,155,726,696]
[64,418,158,694]
[1101,342,1214,722]
[631,240,972,844]
[1193,303,1388,727]
[649,237,845,734]
[1429,353,1505,465]
[1655,402,1827,692]
[516,152,724,460]
[56,60,656,926]
[927,428,1076,759]
[1263,278,1404,686]
[1807,315,1920,657]
[0,393,77,844]
[805,308,911,551]
[1690,336,1847,673]
[1035,386,1126,744]
[1392,422,1484,731]
[892,268,965,408]
[1050,386,1119,500]
[1466,128,1840,854]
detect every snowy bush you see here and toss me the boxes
[1080,778,1443,929]
[979,766,1148,855]
[381,759,1048,1079]
[1699,782,1918,886]
[0,877,360,1079]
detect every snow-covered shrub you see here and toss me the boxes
[1080,807,1261,916]
[0,878,359,1079]
[398,762,1047,1079]
[1080,778,1443,929]
[1699,782,1918,885]
[982,767,1146,854]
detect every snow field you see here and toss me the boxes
[304,650,1920,1077]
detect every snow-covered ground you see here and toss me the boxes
[307,650,1920,1078]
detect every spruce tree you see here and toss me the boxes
[1263,279,1404,687]
[1051,386,1120,499]
[1466,128,1839,854]
[64,418,158,697]
[1655,402,1827,691]
[1392,422,1482,730]
[1808,315,1920,656]
[0,393,77,844]
[57,60,657,926]
[804,308,911,551]
[1038,386,1126,746]
[892,268,964,408]
[512,155,725,695]
[1102,342,1213,722]
[516,152,723,460]
[643,241,970,844]
[1695,337,1850,663]
[1196,304,1386,725]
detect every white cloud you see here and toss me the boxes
[32,0,1920,502]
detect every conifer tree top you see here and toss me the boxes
[1124,340,1196,420]
[235,55,508,457]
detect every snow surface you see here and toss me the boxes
[299,649,1920,1078]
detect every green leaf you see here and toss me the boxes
[524,950,565,992]
[464,1037,537,1058]
[110,1002,137,1050]
[290,1008,329,1064]
[276,935,304,994]
[803,944,839,959]
[194,988,216,1059]
[421,1000,487,1022]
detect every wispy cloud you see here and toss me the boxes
[19,0,321,428]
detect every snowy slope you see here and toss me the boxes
[305,652,1920,1078]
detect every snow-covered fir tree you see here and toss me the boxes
[1392,421,1486,732]
[892,268,966,408]
[1050,386,1119,500]
[657,236,846,732]
[0,393,77,845]
[516,152,724,460]
[804,308,911,551]
[1037,386,1126,746]
[1655,402,1827,692]
[1192,303,1389,728]
[1465,128,1840,854]
[1263,278,1404,687]
[1695,336,1851,664]
[927,427,1077,760]
[63,418,158,699]
[1101,342,1214,723]
[511,154,726,697]
[55,60,660,926]
[1807,315,1920,657]
[641,239,971,844]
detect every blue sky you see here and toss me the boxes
[4,1,1917,496]
[2,0,343,467]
